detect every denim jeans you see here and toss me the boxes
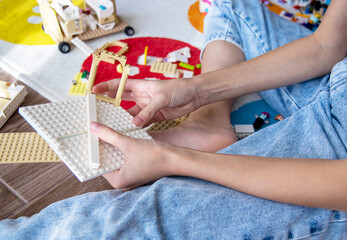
[0,0,346,239]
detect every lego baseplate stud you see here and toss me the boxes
[0,132,60,163]
[19,98,152,182]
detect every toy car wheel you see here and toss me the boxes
[124,26,135,36]
[58,42,71,53]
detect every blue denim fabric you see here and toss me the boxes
[0,0,346,239]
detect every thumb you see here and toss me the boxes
[133,97,165,126]
[90,122,131,151]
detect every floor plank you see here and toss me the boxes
[0,68,114,220]
[10,175,113,219]
[0,183,25,219]
[0,163,72,202]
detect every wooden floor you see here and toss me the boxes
[0,69,113,220]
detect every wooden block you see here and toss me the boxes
[0,163,71,203]
[9,175,112,219]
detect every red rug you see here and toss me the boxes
[80,37,201,110]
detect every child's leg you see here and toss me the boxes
[150,41,243,152]
[151,0,324,151]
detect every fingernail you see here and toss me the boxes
[90,121,100,131]
[133,116,145,126]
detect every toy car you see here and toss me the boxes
[38,0,135,53]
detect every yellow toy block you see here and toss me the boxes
[147,115,188,132]
[150,62,177,75]
[0,132,60,163]
[69,73,87,96]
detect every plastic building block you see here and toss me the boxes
[71,37,94,56]
[81,70,89,83]
[0,81,27,129]
[147,115,188,132]
[275,114,284,121]
[85,47,131,107]
[129,66,140,76]
[86,93,100,169]
[177,69,194,78]
[253,112,270,130]
[69,73,87,96]
[144,46,148,65]
[19,98,152,182]
[0,132,60,163]
[167,47,191,59]
[38,0,134,53]
[232,124,255,140]
[179,62,195,71]
[167,47,191,63]
[150,62,177,75]
[116,64,123,73]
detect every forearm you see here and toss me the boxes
[168,148,347,211]
[194,33,344,106]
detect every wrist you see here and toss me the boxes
[191,74,212,108]
[164,144,201,177]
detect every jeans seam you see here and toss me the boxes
[233,8,267,54]
[330,77,347,92]
[294,219,347,240]
[305,86,330,106]
[281,87,301,110]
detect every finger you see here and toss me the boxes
[127,104,142,117]
[92,80,119,94]
[90,122,131,150]
[120,186,136,192]
[133,95,165,126]
[103,171,122,189]
[115,90,134,101]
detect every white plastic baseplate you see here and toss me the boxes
[19,98,152,182]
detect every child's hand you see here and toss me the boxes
[92,78,202,127]
[90,122,174,191]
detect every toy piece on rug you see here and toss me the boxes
[69,72,88,96]
[38,0,134,54]
[0,132,60,163]
[149,46,197,79]
[150,62,177,76]
[198,0,328,31]
[232,124,255,140]
[253,112,270,130]
[275,114,284,121]
[0,81,27,129]
[69,41,129,96]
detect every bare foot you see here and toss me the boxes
[149,116,238,153]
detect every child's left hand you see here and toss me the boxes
[90,122,175,191]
